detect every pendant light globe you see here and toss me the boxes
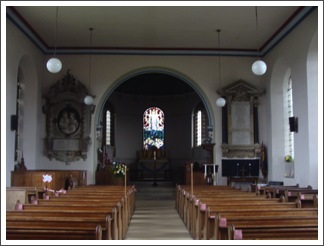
[47,7,62,73]
[252,6,267,76]
[216,97,226,107]
[84,28,94,105]
[84,95,94,105]
[47,58,62,73]
[252,60,267,76]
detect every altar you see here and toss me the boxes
[135,147,170,181]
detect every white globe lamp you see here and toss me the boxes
[252,60,267,76]
[216,97,226,107]
[84,95,94,105]
[47,58,62,73]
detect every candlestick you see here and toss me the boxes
[154,151,156,160]
[204,164,207,179]
[213,164,215,177]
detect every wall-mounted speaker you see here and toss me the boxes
[11,115,18,131]
[289,117,298,133]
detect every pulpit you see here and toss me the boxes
[95,162,129,185]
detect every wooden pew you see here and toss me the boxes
[195,199,301,240]
[186,193,279,236]
[6,213,107,240]
[206,207,318,240]
[182,189,270,236]
[37,190,133,238]
[7,185,136,240]
[40,184,136,237]
[7,224,103,240]
[6,187,45,209]
[17,200,121,240]
[225,214,318,240]
[177,184,318,240]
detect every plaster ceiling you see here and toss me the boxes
[6,5,317,56]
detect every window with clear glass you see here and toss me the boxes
[194,103,206,147]
[14,76,21,162]
[106,110,111,146]
[287,77,294,158]
[143,107,164,150]
[196,110,202,146]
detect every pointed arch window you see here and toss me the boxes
[143,107,164,150]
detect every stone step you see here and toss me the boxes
[132,181,175,200]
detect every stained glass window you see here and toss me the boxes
[143,107,164,150]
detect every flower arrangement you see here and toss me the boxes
[110,162,128,179]
[285,155,293,162]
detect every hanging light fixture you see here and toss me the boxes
[251,6,267,76]
[47,6,62,73]
[216,29,226,107]
[84,28,94,105]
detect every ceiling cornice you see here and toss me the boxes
[6,6,317,57]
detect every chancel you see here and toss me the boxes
[4,4,320,242]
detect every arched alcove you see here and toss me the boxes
[17,55,39,169]
[269,57,291,182]
[93,67,215,181]
[306,30,318,189]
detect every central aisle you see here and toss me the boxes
[125,200,192,240]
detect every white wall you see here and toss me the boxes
[264,9,318,188]
[5,19,44,187]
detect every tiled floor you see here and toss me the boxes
[125,200,192,240]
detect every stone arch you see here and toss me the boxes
[93,67,215,178]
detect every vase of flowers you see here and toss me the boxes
[285,155,293,162]
[110,162,128,184]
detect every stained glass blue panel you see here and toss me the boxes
[143,107,164,150]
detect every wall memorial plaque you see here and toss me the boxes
[217,79,265,158]
[43,70,95,165]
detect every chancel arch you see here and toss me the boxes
[94,67,215,181]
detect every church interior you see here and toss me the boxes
[3,3,322,242]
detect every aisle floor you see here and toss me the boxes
[125,200,193,240]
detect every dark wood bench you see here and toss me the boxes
[206,207,318,240]
[6,213,108,240]
[6,225,103,240]
[224,215,318,240]
[16,200,121,240]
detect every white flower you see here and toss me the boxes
[113,162,116,164]
[117,171,120,174]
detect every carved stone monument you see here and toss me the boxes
[217,79,265,158]
[43,70,95,165]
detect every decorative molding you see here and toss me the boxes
[221,143,261,158]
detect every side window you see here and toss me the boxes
[14,74,21,162]
[194,102,206,147]
[103,103,114,147]
[286,77,294,158]
[106,110,112,146]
